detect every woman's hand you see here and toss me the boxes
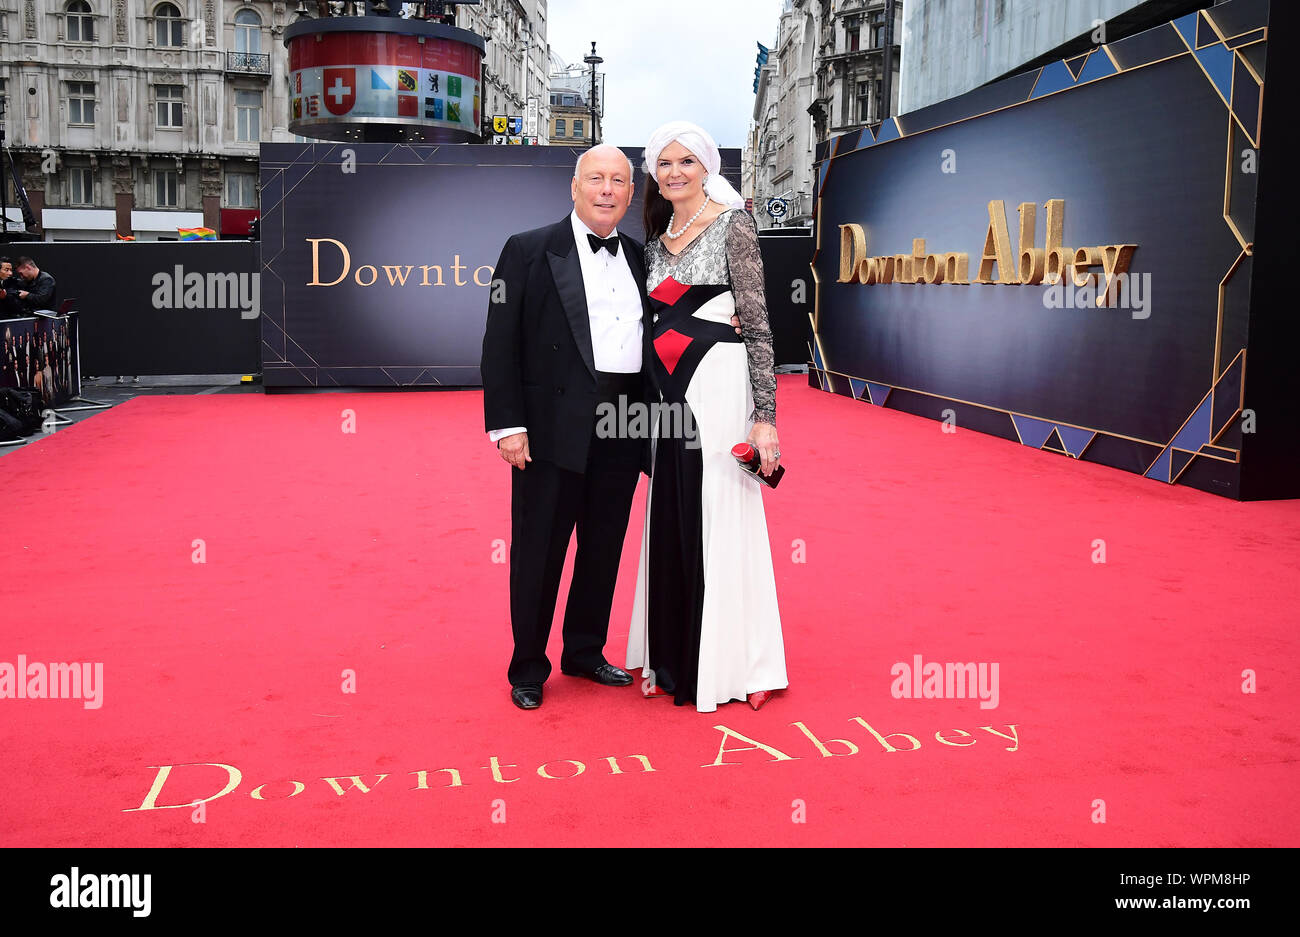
[747,422,780,476]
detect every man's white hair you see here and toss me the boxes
[574,144,634,180]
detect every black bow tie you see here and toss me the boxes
[587,233,620,256]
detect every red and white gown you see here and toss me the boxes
[626,208,787,712]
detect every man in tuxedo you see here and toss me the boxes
[481,145,653,711]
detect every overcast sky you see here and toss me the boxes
[547,0,787,150]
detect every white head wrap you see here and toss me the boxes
[642,121,745,210]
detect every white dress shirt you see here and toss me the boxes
[488,211,644,443]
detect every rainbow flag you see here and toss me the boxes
[178,227,217,241]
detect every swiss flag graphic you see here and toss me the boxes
[323,68,356,116]
[397,94,418,117]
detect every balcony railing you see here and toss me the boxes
[226,52,271,76]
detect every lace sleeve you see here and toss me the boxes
[725,211,777,426]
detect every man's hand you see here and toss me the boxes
[731,313,742,336]
[498,431,531,470]
[17,291,28,300]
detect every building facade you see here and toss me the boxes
[455,0,549,142]
[750,0,902,230]
[0,1,549,241]
[897,0,1156,114]
[1,0,297,240]
[546,48,600,146]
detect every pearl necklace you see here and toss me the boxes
[666,193,711,240]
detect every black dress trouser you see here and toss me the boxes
[507,372,644,687]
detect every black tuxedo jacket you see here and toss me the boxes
[481,215,656,475]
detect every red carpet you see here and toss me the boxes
[1,376,1297,847]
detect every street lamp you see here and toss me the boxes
[583,41,602,147]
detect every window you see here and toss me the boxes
[549,93,560,106]
[563,94,578,107]
[856,80,873,123]
[154,169,178,207]
[234,9,261,54]
[226,173,257,208]
[846,16,860,52]
[68,167,94,205]
[572,118,584,139]
[555,118,566,137]
[235,90,261,142]
[155,3,183,47]
[66,0,95,43]
[156,84,183,128]
[68,82,96,126]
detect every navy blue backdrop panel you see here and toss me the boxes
[0,241,260,376]
[809,0,1275,499]
[757,231,815,367]
[258,143,748,389]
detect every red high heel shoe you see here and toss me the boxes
[747,690,775,711]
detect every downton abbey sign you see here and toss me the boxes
[838,198,1139,306]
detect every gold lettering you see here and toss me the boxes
[703,725,797,767]
[1043,198,1069,284]
[473,265,494,287]
[354,265,378,287]
[791,721,860,757]
[911,239,928,284]
[420,264,445,287]
[1071,247,1099,288]
[452,254,469,287]
[408,768,462,789]
[838,224,867,283]
[934,729,977,747]
[483,755,521,783]
[382,265,415,286]
[1097,244,1138,306]
[536,759,586,780]
[250,780,306,800]
[976,200,1018,284]
[851,717,922,752]
[943,253,970,284]
[307,238,349,287]
[321,774,388,795]
[1017,202,1045,284]
[603,755,655,775]
[894,253,911,284]
[123,763,242,811]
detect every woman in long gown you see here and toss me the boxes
[627,121,788,713]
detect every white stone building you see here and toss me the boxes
[750,0,902,230]
[0,0,296,240]
[455,0,549,141]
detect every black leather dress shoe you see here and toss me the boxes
[511,684,543,710]
[560,663,633,686]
